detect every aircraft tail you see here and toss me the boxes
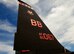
[14,0,71,54]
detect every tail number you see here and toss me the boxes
[39,33,54,40]
[30,19,42,28]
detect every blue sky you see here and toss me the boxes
[0,0,74,54]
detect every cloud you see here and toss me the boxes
[21,0,39,5]
[0,20,16,33]
[0,42,15,54]
[0,0,18,11]
[0,20,15,54]
[0,0,17,6]
[32,0,54,17]
[0,20,15,47]
[41,0,74,50]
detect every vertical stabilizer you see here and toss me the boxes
[14,0,71,54]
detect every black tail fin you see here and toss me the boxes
[14,0,71,54]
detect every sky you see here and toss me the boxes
[0,0,74,54]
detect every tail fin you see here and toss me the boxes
[14,0,71,53]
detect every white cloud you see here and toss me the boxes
[54,0,74,6]
[60,25,74,43]
[0,0,18,11]
[0,42,15,54]
[32,0,54,16]
[0,0,17,6]
[21,0,39,5]
[43,0,74,47]
[0,20,16,33]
